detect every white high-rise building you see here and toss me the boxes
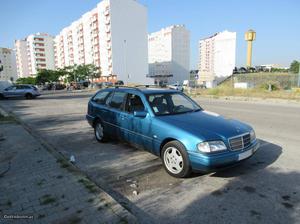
[15,40,30,78]
[148,25,190,85]
[0,48,17,82]
[15,33,55,77]
[54,0,149,84]
[198,30,236,88]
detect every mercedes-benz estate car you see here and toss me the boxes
[86,86,259,178]
[0,84,41,99]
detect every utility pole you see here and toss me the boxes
[124,39,129,85]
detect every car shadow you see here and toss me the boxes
[187,139,282,179]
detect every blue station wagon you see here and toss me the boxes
[86,86,259,178]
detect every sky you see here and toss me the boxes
[1,0,299,69]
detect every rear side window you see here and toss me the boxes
[93,91,110,105]
[125,94,145,113]
[109,91,127,110]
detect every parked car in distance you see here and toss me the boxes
[96,82,113,89]
[0,84,41,99]
[114,80,124,86]
[168,83,184,92]
[86,86,259,178]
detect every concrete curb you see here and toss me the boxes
[0,105,155,224]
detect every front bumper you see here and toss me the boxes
[188,140,260,172]
[86,114,94,127]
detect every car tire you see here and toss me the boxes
[161,140,191,178]
[94,120,107,142]
[0,94,5,100]
[25,93,33,99]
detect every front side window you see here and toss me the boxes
[147,93,201,116]
[93,91,110,105]
[109,91,127,110]
[125,94,145,113]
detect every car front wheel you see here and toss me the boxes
[161,140,191,178]
[94,120,107,142]
[25,93,33,99]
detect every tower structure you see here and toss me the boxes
[245,29,256,67]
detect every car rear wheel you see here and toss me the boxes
[161,140,191,178]
[25,93,33,99]
[94,120,107,142]
[0,94,5,100]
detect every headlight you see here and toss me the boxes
[250,130,256,142]
[197,141,227,153]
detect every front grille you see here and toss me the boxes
[229,133,251,151]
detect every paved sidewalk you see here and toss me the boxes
[0,122,136,224]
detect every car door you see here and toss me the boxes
[123,93,154,152]
[90,90,113,134]
[3,86,17,97]
[106,90,128,139]
[15,85,26,97]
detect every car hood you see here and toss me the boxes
[156,110,251,141]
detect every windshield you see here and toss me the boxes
[146,93,202,116]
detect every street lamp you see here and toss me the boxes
[123,39,129,85]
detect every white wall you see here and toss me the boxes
[213,31,236,78]
[198,30,236,87]
[109,0,150,84]
[148,25,190,84]
[15,40,29,77]
[0,48,17,81]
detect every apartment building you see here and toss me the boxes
[54,0,149,84]
[0,48,17,81]
[198,30,236,88]
[15,33,55,77]
[148,25,190,85]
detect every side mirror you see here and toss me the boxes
[133,111,148,118]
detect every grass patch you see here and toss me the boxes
[87,198,94,203]
[40,194,57,205]
[68,216,82,224]
[190,85,300,100]
[6,200,12,207]
[56,158,70,168]
[0,114,15,123]
[188,72,300,100]
[78,178,97,193]
[38,214,46,219]
[36,179,46,186]
[119,217,129,224]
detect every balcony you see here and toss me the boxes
[104,9,109,16]
[34,43,45,47]
[105,18,110,25]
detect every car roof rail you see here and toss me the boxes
[134,85,162,88]
[112,86,141,91]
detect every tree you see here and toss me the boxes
[35,69,61,84]
[65,64,100,82]
[290,60,299,74]
[16,77,37,85]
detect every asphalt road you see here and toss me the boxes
[1,92,300,224]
